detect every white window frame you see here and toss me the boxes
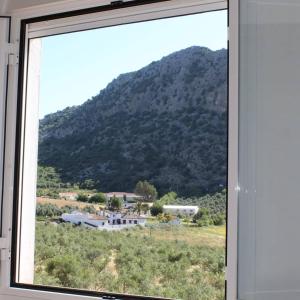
[0,0,239,299]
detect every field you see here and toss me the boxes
[37,197,104,210]
[34,222,225,300]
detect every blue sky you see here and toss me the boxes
[39,10,227,118]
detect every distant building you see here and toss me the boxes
[61,210,146,231]
[105,192,142,202]
[59,192,78,201]
[163,205,199,217]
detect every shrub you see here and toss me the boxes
[150,204,163,216]
[193,208,210,223]
[88,193,106,204]
[212,213,225,226]
[76,193,89,202]
[82,206,96,214]
[36,203,61,217]
[196,215,212,227]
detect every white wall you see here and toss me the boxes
[238,1,300,299]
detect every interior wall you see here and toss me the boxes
[238,0,300,299]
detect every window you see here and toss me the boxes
[1,1,239,300]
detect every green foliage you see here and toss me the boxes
[177,190,226,215]
[88,193,106,204]
[185,191,227,227]
[36,204,79,217]
[157,213,174,223]
[212,214,225,226]
[34,222,225,299]
[37,165,62,189]
[196,215,212,227]
[79,179,96,190]
[156,191,177,206]
[76,193,89,202]
[108,196,122,211]
[37,188,59,199]
[82,206,97,214]
[193,208,210,223]
[134,181,157,202]
[38,48,227,197]
[46,255,82,286]
[150,204,163,216]
[36,203,61,217]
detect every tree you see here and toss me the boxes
[150,204,163,216]
[212,213,225,226]
[135,201,143,215]
[134,180,157,202]
[37,165,62,189]
[142,203,149,214]
[157,191,177,205]
[109,196,122,211]
[193,208,212,227]
[80,179,96,190]
[88,193,106,204]
[76,193,88,202]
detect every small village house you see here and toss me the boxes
[61,210,146,230]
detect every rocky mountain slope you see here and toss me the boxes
[39,46,227,196]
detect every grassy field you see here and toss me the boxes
[34,222,225,300]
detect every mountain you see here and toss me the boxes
[38,46,227,197]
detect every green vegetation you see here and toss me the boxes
[38,47,227,197]
[134,180,158,202]
[35,46,228,298]
[76,193,89,202]
[175,190,226,226]
[37,166,62,189]
[150,204,163,216]
[108,196,122,211]
[157,191,177,205]
[34,222,225,300]
[36,203,79,218]
[88,192,106,204]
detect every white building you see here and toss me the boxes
[105,192,142,202]
[163,205,199,217]
[61,211,146,230]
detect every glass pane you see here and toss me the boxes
[18,10,228,300]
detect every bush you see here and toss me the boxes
[37,188,59,199]
[196,215,212,227]
[212,213,225,226]
[76,193,89,202]
[46,255,81,286]
[36,203,61,217]
[150,204,163,216]
[34,222,225,299]
[88,193,106,204]
[193,208,210,223]
[82,206,96,214]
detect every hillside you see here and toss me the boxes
[38,46,227,197]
